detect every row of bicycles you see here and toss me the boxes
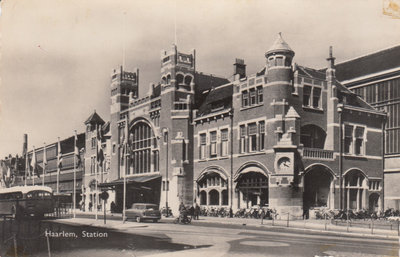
[199,206,277,220]
[313,208,400,220]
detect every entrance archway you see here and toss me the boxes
[303,165,334,210]
[235,164,269,208]
[196,167,229,207]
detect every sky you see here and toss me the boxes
[0,0,400,158]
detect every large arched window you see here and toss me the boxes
[129,121,157,174]
[344,169,368,210]
[300,124,326,149]
[197,169,228,206]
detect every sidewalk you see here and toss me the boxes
[60,209,399,240]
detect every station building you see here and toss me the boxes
[2,133,85,206]
[333,45,400,209]
[85,34,386,217]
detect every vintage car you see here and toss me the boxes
[125,203,161,222]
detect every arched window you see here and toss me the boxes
[184,75,192,86]
[344,170,368,210]
[300,124,326,149]
[161,76,167,85]
[129,121,157,174]
[166,74,171,85]
[176,74,184,85]
[209,190,219,205]
[200,191,207,205]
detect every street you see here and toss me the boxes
[35,216,399,257]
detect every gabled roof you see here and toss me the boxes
[297,65,326,80]
[197,84,233,117]
[84,111,105,125]
[297,63,375,111]
[331,45,400,82]
[335,80,374,110]
[194,72,230,109]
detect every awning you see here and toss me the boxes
[99,174,161,188]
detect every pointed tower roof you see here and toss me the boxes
[84,110,105,125]
[266,33,294,56]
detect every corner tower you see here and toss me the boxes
[265,33,295,101]
[110,66,139,181]
[159,45,196,214]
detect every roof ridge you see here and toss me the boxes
[335,44,400,66]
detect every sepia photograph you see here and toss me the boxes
[1,0,400,256]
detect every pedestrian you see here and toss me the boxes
[110,201,116,213]
[195,203,200,220]
[89,201,93,212]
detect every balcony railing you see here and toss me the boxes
[303,148,334,160]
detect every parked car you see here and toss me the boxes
[125,203,161,223]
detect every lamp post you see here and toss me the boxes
[337,104,343,210]
[162,128,169,217]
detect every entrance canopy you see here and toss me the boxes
[99,174,161,188]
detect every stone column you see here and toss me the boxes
[356,189,360,211]
[346,183,350,210]
[219,190,223,206]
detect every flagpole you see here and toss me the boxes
[25,151,28,186]
[57,137,60,194]
[95,124,98,220]
[123,115,128,223]
[73,131,77,219]
[32,146,35,186]
[43,143,46,186]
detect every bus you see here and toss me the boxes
[0,186,54,219]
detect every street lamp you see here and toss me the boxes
[162,128,169,217]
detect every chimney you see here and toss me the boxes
[233,58,246,79]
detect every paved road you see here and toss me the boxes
[50,216,399,257]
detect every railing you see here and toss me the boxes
[303,148,334,160]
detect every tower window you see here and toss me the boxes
[276,57,284,66]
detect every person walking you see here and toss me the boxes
[194,203,200,220]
